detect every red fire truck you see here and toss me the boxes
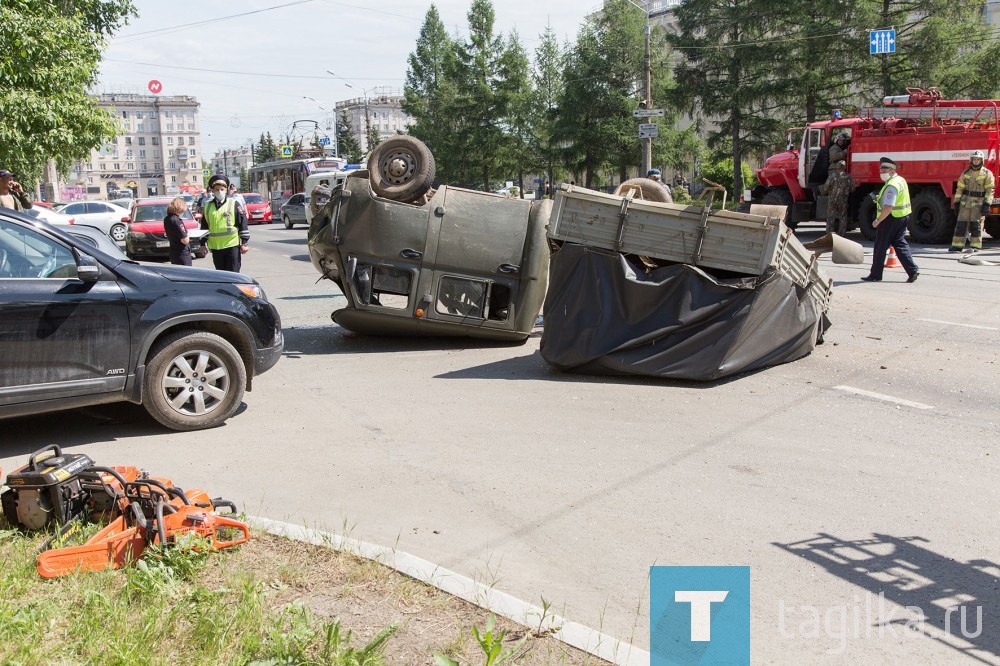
[753,88,1000,244]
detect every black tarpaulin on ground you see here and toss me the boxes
[539,243,830,381]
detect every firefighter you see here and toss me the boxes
[829,133,850,163]
[951,149,994,253]
[819,160,855,235]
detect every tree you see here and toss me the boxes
[532,25,567,196]
[0,0,137,184]
[402,5,454,161]
[499,31,535,196]
[336,109,363,163]
[255,132,279,163]
[670,0,788,196]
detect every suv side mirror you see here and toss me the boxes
[74,249,102,283]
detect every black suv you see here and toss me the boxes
[0,210,283,431]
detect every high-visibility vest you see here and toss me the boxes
[204,198,239,250]
[878,173,911,218]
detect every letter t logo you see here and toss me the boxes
[675,590,729,641]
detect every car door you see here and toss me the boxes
[291,194,307,224]
[0,217,131,407]
[61,202,88,221]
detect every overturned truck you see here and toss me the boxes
[307,137,833,380]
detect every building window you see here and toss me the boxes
[167,137,173,145]
[137,123,143,132]
[154,163,161,170]
[125,137,132,146]
[113,163,120,170]
[141,163,147,171]
[139,150,146,157]
[166,125,173,132]
[171,175,177,183]
[153,150,160,158]
[168,149,174,157]
[164,110,170,117]
[100,164,107,171]
[136,111,143,119]
[190,149,196,157]
[122,111,128,118]
[189,136,195,145]
[127,162,134,170]
[152,137,159,146]
[88,177,93,184]
[138,137,145,145]
[169,162,176,170]
[190,161,197,169]
[188,124,195,131]
[149,111,157,119]
[177,137,184,146]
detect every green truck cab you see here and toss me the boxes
[307,137,550,342]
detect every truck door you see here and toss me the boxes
[423,189,531,332]
[801,127,825,188]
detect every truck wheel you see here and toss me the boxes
[908,190,952,244]
[984,216,1000,239]
[760,189,796,229]
[858,196,877,241]
[367,135,436,202]
[615,178,673,203]
[142,331,246,431]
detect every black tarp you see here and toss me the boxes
[539,243,830,381]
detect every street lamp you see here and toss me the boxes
[625,0,653,177]
[327,70,376,153]
[304,96,338,157]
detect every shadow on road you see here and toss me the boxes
[774,532,999,664]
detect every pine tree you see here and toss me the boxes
[336,109,363,163]
[403,5,455,161]
[532,25,567,196]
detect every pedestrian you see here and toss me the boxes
[0,169,32,211]
[862,157,920,283]
[950,149,994,253]
[646,168,662,182]
[163,196,192,266]
[203,174,249,272]
[819,160,855,235]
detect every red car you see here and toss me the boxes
[124,197,207,260]
[241,192,272,224]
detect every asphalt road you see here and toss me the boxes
[3,219,999,665]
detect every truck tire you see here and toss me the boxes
[858,196,878,241]
[908,189,952,244]
[985,216,1000,239]
[142,331,247,431]
[760,189,796,229]
[367,135,436,202]
[615,178,673,203]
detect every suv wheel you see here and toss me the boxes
[143,331,247,431]
[367,135,436,202]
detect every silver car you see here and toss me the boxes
[57,201,131,243]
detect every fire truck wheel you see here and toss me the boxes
[367,135,436,202]
[984,217,1000,240]
[760,189,795,229]
[908,190,952,244]
[858,197,878,241]
[143,331,247,431]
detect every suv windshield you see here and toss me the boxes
[242,194,264,204]
[133,203,194,222]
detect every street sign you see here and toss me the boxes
[202,168,210,178]
[633,108,665,118]
[319,137,331,147]
[280,145,294,158]
[870,29,896,55]
[638,123,659,139]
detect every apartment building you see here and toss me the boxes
[210,147,254,187]
[66,94,203,200]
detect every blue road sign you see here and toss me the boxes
[870,29,896,55]
[319,137,331,146]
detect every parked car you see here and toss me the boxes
[241,192,272,224]
[23,206,75,227]
[108,197,135,209]
[32,201,53,208]
[125,197,207,260]
[279,193,308,229]
[0,209,283,430]
[63,223,128,258]
[58,201,131,243]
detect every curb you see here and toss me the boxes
[248,517,650,666]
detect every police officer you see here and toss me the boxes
[951,149,994,253]
[203,174,249,272]
[862,157,919,283]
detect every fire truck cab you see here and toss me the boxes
[753,88,1000,244]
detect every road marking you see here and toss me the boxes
[918,318,998,331]
[833,385,933,410]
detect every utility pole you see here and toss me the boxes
[642,12,652,177]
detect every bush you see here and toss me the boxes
[698,158,756,196]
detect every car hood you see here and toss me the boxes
[146,264,253,284]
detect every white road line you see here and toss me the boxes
[918,318,998,331]
[833,385,934,410]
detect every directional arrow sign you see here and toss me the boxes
[633,108,665,118]
[638,123,659,139]
[869,29,896,55]
[319,137,332,146]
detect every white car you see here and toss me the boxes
[22,206,75,226]
[58,201,131,242]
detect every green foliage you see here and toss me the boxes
[0,0,137,184]
[699,156,756,198]
[403,4,454,162]
[258,603,397,666]
[472,614,529,665]
[256,132,281,163]
[336,109,363,163]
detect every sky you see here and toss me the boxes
[97,0,605,158]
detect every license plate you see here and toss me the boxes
[155,240,170,248]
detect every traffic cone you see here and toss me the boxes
[885,246,902,269]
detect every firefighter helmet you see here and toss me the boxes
[971,150,985,160]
